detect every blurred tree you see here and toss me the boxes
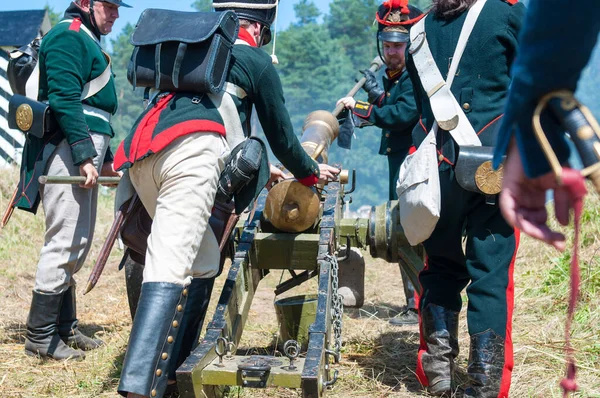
[44,4,61,26]
[326,0,378,70]
[109,23,144,149]
[293,0,320,26]
[411,0,433,11]
[191,0,212,12]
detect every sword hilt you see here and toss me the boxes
[533,90,600,194]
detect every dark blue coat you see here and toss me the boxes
[494,0,600,177]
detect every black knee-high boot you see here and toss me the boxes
[25,291,86,360]
[168,277,215,381]
[419,303,460,396]
[118,282,189,397]
[464,329,506,398]
[58,285,103,350]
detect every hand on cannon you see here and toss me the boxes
[267,163,287,190]
[318,164,340,184]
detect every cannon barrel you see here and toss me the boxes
[264,56,384,233]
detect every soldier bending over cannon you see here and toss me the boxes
[112,1,338,397]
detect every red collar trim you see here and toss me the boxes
[238,29,257,47]
[385,68,403,79]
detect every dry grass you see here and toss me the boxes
[0,165,599,397]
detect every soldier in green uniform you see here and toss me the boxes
[114,1,339,397]
[403,0,525,396]
[337,1,422,326]
[11,0,129,361]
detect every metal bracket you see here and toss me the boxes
[343,169,356,195]
[274,269,319,296]
[238,356,275,388]
[322,369,339,388]
[336,236,352,262]
[282,340,300,371]
[325,349,340,364]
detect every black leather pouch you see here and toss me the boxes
[127,9,238,93]
[8,94,57,138]
[455,146,504,195]
[7,38,41,96]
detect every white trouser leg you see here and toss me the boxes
[34,133,110,293]
[129,133,227,285]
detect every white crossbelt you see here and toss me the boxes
[82,104,112,123]
[208,83,247,150]
[409,0,487,146]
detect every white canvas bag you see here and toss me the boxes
[396,0,486,245]
[397,125,440,245]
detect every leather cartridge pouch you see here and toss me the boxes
[120,196,238,275]
[455,146,504,196]
[215,137,263,206]
[127,9,239,93]
[8,94,57,139]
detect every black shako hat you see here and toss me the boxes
[212,0,277,29]
[376,0,423,43]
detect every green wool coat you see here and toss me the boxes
[14,13,118,213]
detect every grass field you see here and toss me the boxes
[0,165,599,398]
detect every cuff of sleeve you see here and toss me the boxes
[70,137,98,166]
[103,146,114,163]
[352,101,373,119]
[298,174,319,186]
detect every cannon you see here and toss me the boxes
[113,56,425,397]
[170,105,424,397]
[168,180,425,398]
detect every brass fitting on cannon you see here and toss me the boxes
[264,110,342,233]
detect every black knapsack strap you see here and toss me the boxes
[154,43,162,89]
[172,42,188,89]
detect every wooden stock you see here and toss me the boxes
[84,197,136,295]
[332,56,385,117]
[1,187,19,229]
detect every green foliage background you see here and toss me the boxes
[47,0,600,209]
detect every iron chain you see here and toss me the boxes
[326,253,343,356]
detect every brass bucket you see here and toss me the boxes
[274,294,318,351]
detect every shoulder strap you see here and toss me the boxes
[409,1,486,146]
[81,52,112,100]
[447,0,487,87]
[207,85,247,150]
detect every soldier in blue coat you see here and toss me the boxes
[494,0,600,250]
[337,1,422,326]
